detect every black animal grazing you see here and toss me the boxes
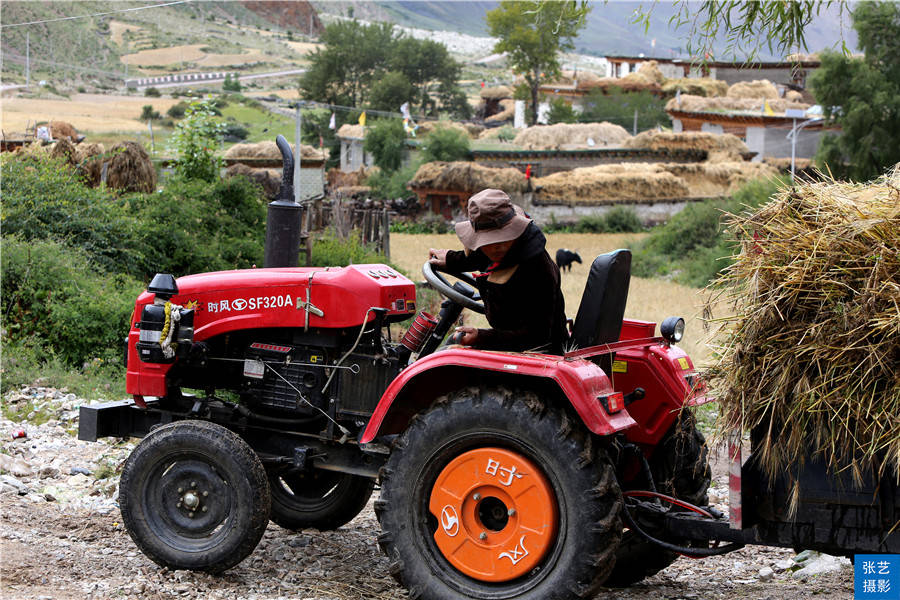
[555,249,582,272]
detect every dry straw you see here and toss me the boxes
[105,141,156,193]
[408,161,527,194]
[707,168,900,485]
[512,122,631,150]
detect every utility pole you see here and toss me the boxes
[294,103,302,205]
[26,33,30,86]
[633,108,638,135]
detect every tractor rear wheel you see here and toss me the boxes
[267,467,374,531]
[377,387,622,600]
[119,420,270,573]
[603,411,711,587]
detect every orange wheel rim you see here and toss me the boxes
[429,447,558,582]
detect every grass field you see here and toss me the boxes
[390,233,718,366]
[0,94,180,134]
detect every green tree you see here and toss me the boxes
[223,73,241,92]
[487,1,590,125]
[299,21,397,107]
[547,98,578,124]
[420,126,471,163]
[364,118,407,173]
[167,98,225,182]
[811,2,900,181]
[389,37,463,116]
[579,87,669,132]
[369,71,416,113]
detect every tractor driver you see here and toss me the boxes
[428,188,568,355]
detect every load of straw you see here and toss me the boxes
[622,60,666,86]
[49,120,81,142]
[224,141,324,161]
[661,77,728,98]
[105,141,156,193]
[513,122,631,150]
[327,166,373,189]
[480,85,512,100]
[75,143,106,187]
[784,90,803,102]
[667,94,809,114]
[534,163,690,205]
[226,163,281,198]
[49,138,78,166]
[408,161,527,194]
[665,161,777,196]
[417,120,474,138]
[708,169,900,483]
[624,131,749,156]
[336,124,366,140]
[726,79,779,100]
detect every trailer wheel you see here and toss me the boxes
[268,468,374,531]
[119,420,270,573]
[377,387,622,600]
[603,411,711,587]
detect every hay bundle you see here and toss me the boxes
[106,141,156,193]
[623,60,665,86]
[534,163,690,205]
[417,120,474,138]
[485,98,516,124]
[784,89,803,102]
[75,143,106,187]
[513,122,631,150]
[226,163,281,198]
[708,169,900,483]
[727,79,779,100]
[667,94,810,114]
[666,162,777,196]
[480,85,512,100]
[409,161,527,194]
[661,77,728,98]
[336,124,366,140]
[224,141,323,161]
[49,139,78,166]
[584,77,662,95]
[327,166,373,189]
[624,131,749,155]
[49,120,80,141]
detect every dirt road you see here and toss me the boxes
[0,387,853,599]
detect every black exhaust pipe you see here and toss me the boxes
[264,134,303,268]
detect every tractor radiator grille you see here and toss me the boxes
[337,353,399,416]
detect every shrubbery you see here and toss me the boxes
[310,231,392,268]
[632,177,786,287]
[544,207,645,234]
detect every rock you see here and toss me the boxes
[0,454,34,477]
[774,558,795,572]
[39,466,60,479]
[1,474,29,495]
[758,566,774,581]
[790,552,851,578]
[67,473,92,487]
[288,535,311,548]
[70,466,92,476]
[44,493,56,502]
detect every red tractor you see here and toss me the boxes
[80,142,897,600]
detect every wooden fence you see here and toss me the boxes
[304,199,392,260]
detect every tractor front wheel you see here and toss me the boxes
[377,387,622,600]
[119,420,270,573]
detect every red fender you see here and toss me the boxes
[360,347,637,443]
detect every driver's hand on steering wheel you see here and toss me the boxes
[428,248,449,268]
[453,326,478,346]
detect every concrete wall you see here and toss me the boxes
[524,198,697,227]
[339,139,372,172]
[744,124,824,160]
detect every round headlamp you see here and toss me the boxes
[660,316,685,344]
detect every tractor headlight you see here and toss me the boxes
[660,316,685,344]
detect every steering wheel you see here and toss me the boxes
[422,261,485,314]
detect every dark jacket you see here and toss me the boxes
[445,223,568,355]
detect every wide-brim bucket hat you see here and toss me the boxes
[455,189,532,250]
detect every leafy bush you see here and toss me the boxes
[580,87,668,132]
[542,207,644,234]
[420,126,471,163]
[1,236,143,366]
[144,87,161,97]
[1,154,145,274]
[166,101,189,119]
[364,118,407,173]
[223,73,241,92]
[141,105,162,120]
[310,231,390,267]
[391,213,451,233]
[222,121,250,142]
[632,177,785,287]
[167,98,225,182]
[547,98,578,124]
[367,163,417,200]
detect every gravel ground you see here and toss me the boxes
[1,387,854,600]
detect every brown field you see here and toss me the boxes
[0,93,180,134]
[247,89,301,100]
[390,233,718,365]
[121,44,208,65]
[109,20,146,47]
[283,41,322,55]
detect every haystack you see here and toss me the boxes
[726,79,779,100]
[784,90,803,102]
[708,168,900,482]
[408,161,527,194]
[622,60,665,86]
[512,122,631,150]
[485,98,516,124]
[417,120,474,138]
[76,143,106,187]
[534,163,689,205]
[665,162,777,196]
[226,163,281,198]
[224,141,324,161]
[624,131,749,156]
[49,120,82,142]
[661,78,728,98]
[667,94,810,114]
[480,85,512,100]
[105,141,156,193]
[49,138,78,166]
[336,124,366,140]
[327,166,373,189]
